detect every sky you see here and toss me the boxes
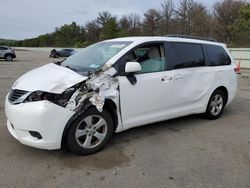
[0,0,218,40]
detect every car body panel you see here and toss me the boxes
[12,63,88,93]
[59,49,76,57]
[49,48,76,58]
[118,71,175,130]
[5,97,75,149]
[172,67,215,111]
[0,46,16,59]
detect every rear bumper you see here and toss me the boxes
[5,96,75,150]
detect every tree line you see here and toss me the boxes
[11,0,250,47]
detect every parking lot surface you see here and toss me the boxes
[0,50,250,188]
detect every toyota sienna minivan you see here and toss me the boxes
[5,36,238,154]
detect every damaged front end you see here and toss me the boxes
[12,66,120,115]
[64,67,119,113]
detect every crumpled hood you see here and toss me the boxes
[12,63,88,93]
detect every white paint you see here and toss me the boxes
[87,68,119,112]
[12,63,88,93]
[125,62,141,73]
[5,36,238,150]
[5,97,74,149]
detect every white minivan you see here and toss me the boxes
[5,36,238,154]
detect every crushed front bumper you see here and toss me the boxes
[5,96,75,150]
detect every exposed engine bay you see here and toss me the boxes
[59,67,119,113]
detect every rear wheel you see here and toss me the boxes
[204,90,226,120]
[5,55,13,61]
[66,107,114,155]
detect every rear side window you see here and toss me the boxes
[204,44,231,66]
[166,42,205,70]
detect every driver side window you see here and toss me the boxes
[124,43,166,74]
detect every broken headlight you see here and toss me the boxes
[25,91,59,103]
[25,88,76,107]
[26,91,52,102]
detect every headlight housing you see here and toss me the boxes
[24,88,76,107]
[25,91,59,103]
[26,91,52,102]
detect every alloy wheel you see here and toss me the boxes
[209,94,223,116]
[6,55,13,61]
[75,115,107,149]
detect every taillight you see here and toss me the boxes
[235,61,241,74]
[234,67,240,74]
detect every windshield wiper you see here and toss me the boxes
[87,70,94,76]
[53,58,66,65]
[65,65,78,72]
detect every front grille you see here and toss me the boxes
[8,89,28,103]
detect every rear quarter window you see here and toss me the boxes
[204,44,231,66]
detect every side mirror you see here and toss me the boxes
[125,62,141,73]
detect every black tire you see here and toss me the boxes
[204,90,226,120]
[5,55,13,61]
[66,107,114,155]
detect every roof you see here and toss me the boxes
[107,36,225,46]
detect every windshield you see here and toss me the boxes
[61,41,132,75]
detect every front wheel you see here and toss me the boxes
[66,107,114,155]
[204,90,226,120]
[5,55,13,61]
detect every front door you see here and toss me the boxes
[117,42,174,129]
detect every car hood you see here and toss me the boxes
[12,63,88,93]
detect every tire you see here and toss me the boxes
[204,90,226,120]
[66,107,114,155]
[5,55,13,61]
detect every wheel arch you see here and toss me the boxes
[214,86,228,105]
[60,99,118,149]
[4,53,15,58]
[103,99,118,131]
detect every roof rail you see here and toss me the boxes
[165,34,217,42]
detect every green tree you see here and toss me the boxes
[101,18,120,39]
[232,4,250,46]
[213,0,246,43]
[143,9,162,35]
[97,11,113,27]
[85,21,100,44]
[119,14,142,36]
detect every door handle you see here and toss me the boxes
[161,76,172,82]
[174,74,183,80]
